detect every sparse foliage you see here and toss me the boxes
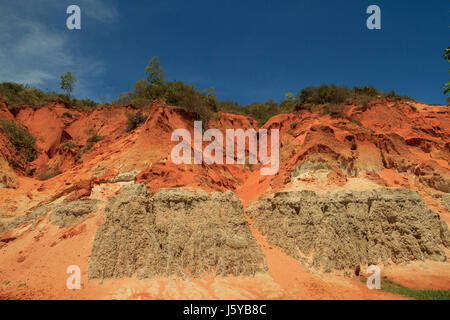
[113,57,218,124]
[126,111,146,132]
[0,81,97,111]
[443,47,450,95]
[84,133,104,151]
[1,120,36,162]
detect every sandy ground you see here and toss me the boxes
[1,182,447,300]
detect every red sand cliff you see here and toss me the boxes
[0,99,449,299]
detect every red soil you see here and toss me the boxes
[0,99,449,300]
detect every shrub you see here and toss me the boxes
[294,103,313,112]
[113,58,220,124]
[245,103,279,126]
[217,101,247,115]
[443,47,449,95]
[60,140,78,151]
[297,84,352,105]
[126,111,146,132]
[321,103,343,115]
[177,87,214,123]
[385,90,414,102]
[353,86,379,97]
[0,82,50,108]
[1,120,36,161]
[294,84,416,110]
[113,77,217,124]
[84,133,104,151]
[217,100,292,126]
[0,81,99,111]
[73,98,98,111]
[357,96,371,111]
[386,90,401,100]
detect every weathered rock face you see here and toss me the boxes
[105,170,139,183]
[0,156,18,188]
[88,184,267,280]
[439,194,450,210]
[49,199,99,228]
[247,188,450,272]
[0,199,99,234]
[0,206,47,234]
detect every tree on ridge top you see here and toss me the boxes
[145,56,166,85]
[60,72,77,98]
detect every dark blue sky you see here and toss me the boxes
[1,0,449,104]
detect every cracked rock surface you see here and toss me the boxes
[88,184,267,280]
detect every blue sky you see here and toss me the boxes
[0,0,449,104]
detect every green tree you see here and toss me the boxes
[60,72,77,97]
[443,47,450,95]
[145,57,166,85]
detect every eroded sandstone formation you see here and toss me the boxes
[88,184,267,280]
[247,188,450,272]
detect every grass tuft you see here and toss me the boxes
[360,277,450,300]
